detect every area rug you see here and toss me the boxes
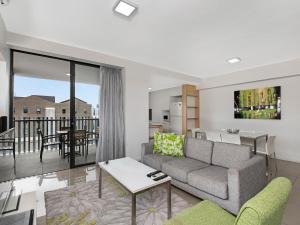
[45,175,193,225]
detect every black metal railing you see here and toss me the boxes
[11,117,99,154]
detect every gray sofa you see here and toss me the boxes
[141,137,267,214]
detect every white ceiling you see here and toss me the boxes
[1,0,300,78]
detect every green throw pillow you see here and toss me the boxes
[161,133,185,157]
[153,132,164,154]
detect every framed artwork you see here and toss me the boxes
[234,86,281,120]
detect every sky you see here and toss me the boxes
[14,76,100,108]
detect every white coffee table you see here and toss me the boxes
[98,157,172,225]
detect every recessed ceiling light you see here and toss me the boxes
[66,73,70,76]
[227,57,241,64]
[114,0,137,17]
[148,88,152,90]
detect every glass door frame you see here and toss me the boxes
[9,49,99,169]
[69,61,100,168]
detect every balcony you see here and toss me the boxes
[0,117,99,183]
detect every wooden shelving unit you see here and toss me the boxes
[182,84,200,135]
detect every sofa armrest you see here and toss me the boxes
[228,155,267,213]
[141,143,154,162]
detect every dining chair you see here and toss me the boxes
[86,127,99,157]
[0,128,15,164]
[221,133,241,145]
[37,128,61,162]
[74,130,87,156]
[191,128,201,138]
[257,136,278,177]
[206,131,222,142]
[195,131,207,140]
[64,130,87,158]
[58,126,70,156]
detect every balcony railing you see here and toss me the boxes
[10,117,99,154]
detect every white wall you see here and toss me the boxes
[149,87,181,123]
[199,59,300,89]
[200,71,300,163]
[0,16,9,119]
[6,33,200,160]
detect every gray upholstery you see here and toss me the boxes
[228,155,267,208]
[141,143,154,157]
[141,138,267,214]
[143,154,176,171]
[184,137,214,164]
[188,166,228,199]
[162,158,209,183]
[212,142,252,168]
[171,178,239,214]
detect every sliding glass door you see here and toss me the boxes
[9,51,71,179]
[69,62,100,168]
[10,50,101,173]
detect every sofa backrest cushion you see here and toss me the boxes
[184,137,214,164]
[212,142,252,168]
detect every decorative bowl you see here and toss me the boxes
[227,128,240,134]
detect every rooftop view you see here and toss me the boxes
[14,75,100,118]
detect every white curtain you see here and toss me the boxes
[96,66,125,162]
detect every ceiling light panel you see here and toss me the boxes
[114,0,136,17]
[227,57,241,64]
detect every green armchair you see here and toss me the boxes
[165,177,292,225]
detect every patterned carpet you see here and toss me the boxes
[45,175,192,225]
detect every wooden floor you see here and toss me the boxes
[0,145,96,183]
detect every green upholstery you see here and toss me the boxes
[153,132,164,154]
[161,133,184,157]
[164,177,292,225]
[153,132,185,156]
[164,200,235,225]
[234,177,292,225]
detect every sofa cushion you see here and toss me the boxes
[185,137,214,164]
[162,158,209,183]
[212,142,252,168]
[143,154,176,171]
[188,166,228,199]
